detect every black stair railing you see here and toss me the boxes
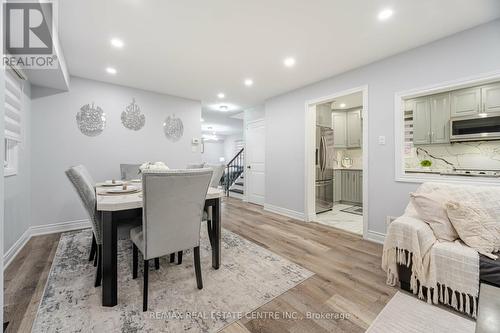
[225,148,244,196]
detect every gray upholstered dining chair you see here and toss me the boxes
[130,168,212,311]
[186,162,206,169]
[65,165,103,287]
[205,163,225,188]
[120,163,142,180]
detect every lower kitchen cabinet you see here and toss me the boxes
[335,169,362,205]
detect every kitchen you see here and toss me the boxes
[403,80,500,178]
[314,92,364,235]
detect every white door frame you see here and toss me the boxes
[244,118,265,204]
[304,85,369,239]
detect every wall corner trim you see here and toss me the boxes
[365,230,386,244]
[263,203,306,221]
[3,219,90,269]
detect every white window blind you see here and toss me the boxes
[5,69,22,141]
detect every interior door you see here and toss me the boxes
[246,119,265,205]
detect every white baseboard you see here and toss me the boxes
[3,219,90,269]
[263,204,306,221]
[365,230,385,244]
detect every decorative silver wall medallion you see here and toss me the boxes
[163,114,184,141]
[76,102,106,136]
[121,98,145,131]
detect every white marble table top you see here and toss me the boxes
[96,184,223,212]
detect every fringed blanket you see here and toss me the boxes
[382,215,479,317]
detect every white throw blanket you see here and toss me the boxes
[382,215,479,317]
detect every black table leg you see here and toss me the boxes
[102,211,118,307]
[211,198,221,269]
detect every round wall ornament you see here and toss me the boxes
[163,114,184,142]
[121,98,145,131]
[76,102,106,136]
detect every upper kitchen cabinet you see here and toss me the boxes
[332,112,347,148]
[347,109,362,148]
[412,97,431,144]
[430,93,451,144]
[451,87,481,117]
[316,103,332,128]
[481,82,500,114]
[411,93,450,145]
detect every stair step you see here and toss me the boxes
[229,188,244,195]
[235,182,244,186]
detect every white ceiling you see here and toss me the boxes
[201,113,243,137]
[59,0,500,112]
[320,92,363,110]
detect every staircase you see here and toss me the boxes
[224,148,245,200]
[228,174,244,199]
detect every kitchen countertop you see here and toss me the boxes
[334,168,362,171]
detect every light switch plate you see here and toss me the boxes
[378,136,386,145]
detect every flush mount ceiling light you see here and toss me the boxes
[283,57,296,67]
[244,79,254,86]
[217,93,225,99]
[219,105,229,111]
[340,103,346,108]
[378,8,393,21]
[200,118,204,122]
[106,67,117,75]
[110,38,124,48]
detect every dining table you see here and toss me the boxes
[95,182,224,307]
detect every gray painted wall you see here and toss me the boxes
[4,83,31,252]
[31,76,202,227]
[264,19,500,236]
[202,141,225,164]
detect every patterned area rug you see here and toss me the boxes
[340,205,363,216]
[366,292,475,333]
[32,226,313,332]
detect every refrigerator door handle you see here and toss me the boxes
[315,148,319,166]
[321,136,327,172]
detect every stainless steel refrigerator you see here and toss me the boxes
[316,126,334,214]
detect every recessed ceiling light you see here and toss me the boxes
[219,105,229,111]
[340,103,346,108]
[244,79,254,86]
[106,67,117,75]
[217,93,225,99]
[284,57,296,67]
[378,8,393,21]
[110,38,124,48]
[200,118,204,122]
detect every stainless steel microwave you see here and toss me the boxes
[450,115,500,142]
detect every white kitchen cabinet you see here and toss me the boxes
[316,104,332,128]
[347,109,362,148]
[451,87,481,117]
[430,93,450,144]
[332,112,347,148]
[412,97,431,144]
[411,94,451,145]
[481,82,500,114]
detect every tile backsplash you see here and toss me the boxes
[334,148,363,169]
[405,140,500,170]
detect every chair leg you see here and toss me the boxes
[177,251,183,265]
[95,245,102,287]
[89,234,97,262]
[194,246,203,289]
[132,244,138,279]
[170,253,175,263]
[154,258,160,270]
[207,220,213,247]
[143,259,149,312]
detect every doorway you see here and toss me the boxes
[304,86,368,238]
[246,119,265,205]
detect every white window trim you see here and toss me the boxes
[4,138,19,177]
[4,68,23,177]
[394,69,500,185]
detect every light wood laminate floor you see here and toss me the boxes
[3,198,396,332]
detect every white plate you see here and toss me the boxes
[105,186,139,194]
[101,180,125,187]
